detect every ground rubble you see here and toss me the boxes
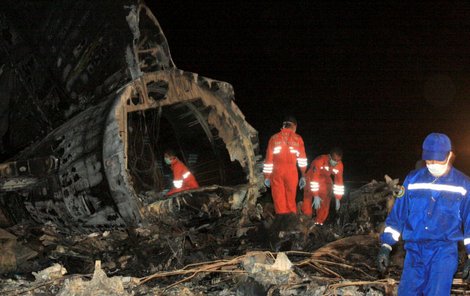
[1,177,469,295]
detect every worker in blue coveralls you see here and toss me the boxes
[377,132,470,295]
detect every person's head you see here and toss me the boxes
[329,147,343,167]
[164,149,178,165]
[422,133,454,177]
[282,116,297,132]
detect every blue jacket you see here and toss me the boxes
[381,166,470,253]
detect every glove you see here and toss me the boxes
[299,177,306,189]
[377,245,391,273]
[313,196,322,210]
[462,257,470,281]
[335,199,341,211]
[264,179,271,188]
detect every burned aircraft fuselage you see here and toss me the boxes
[0,0,263,232]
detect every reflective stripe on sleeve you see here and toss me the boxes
[273,146,282,154]
[263,163,273,173]
[173,180,183,188]
[384,226,400,242]
[297,157,307,168]
[408,183,467,196]
[183,171,190,179]
[333,184,345,195]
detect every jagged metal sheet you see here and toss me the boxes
[0,0,263,232]
[0,0,173,151]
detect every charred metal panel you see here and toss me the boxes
[0,156,58,181]
[141,70,263,211]
[0,70,262,231]
[146,186,238,226]
[0,0,174,155]
[0,1,263,232]
[0,96,130,230]
[338,176,400,235]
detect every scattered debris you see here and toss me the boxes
[57,261,137,296]
[338,175,401,235]
[33,263,67,282]
[242,252,298,287]
[0,175,428,295]
[0,228,16,273]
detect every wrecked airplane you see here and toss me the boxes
[5,2,469,295]
[0,0,263,232]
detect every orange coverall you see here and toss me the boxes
[263,128,307,214]
[167,159,199,196]
[302,154,344,223]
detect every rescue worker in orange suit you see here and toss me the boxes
[164,149,199,196]
[263,116,308,214]
[302,147,344,224]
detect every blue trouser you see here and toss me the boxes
[398,241,457,296]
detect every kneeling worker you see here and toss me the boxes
[164,149,199,196]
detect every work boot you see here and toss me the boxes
[276,214,290,232]
[283,214,294,232]
[299,213,312,222]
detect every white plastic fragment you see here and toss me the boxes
[32,263,67,281]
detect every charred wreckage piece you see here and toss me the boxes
[337,175,400,235]
[0,0,263,232]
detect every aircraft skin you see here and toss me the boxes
[0,0,262,232]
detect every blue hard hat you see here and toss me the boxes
[422,133,452,161]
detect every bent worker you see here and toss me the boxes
[263,116,308,215]
[377,132,470,295]
[164,149,199,196]
[302,147,344,224]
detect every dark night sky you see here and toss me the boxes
[149,1,470,184]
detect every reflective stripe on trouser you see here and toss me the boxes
[302,182,332,219]
[314,183,333,224]
[302,189,314,217]
[398,241,458,296]
[271,167,298,214]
